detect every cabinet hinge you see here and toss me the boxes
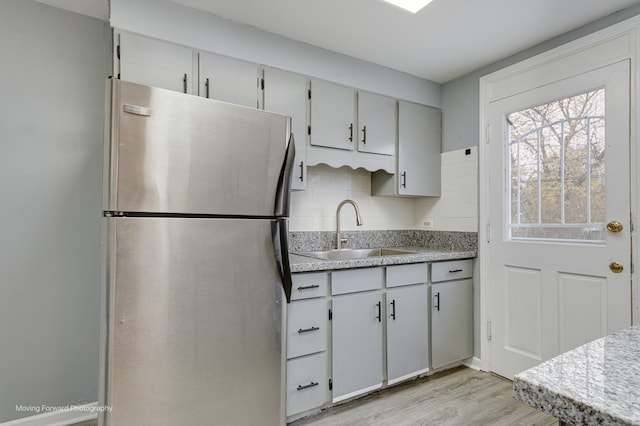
[487,320,492,341]
[485,123,491,144]
[308,89,311,100]
[117,73,121,80]
[308,125,311,136]
[329,379,333,391]
[261,78,264,90]
[116,44,120,60]
[328,308,332,321]
[632,262,635,274]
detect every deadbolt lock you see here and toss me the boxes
[609,261,624,273]
[607,221,623,233]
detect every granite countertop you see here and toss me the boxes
[290,247,476,273]
[513,325,640,425]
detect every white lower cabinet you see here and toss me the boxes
[332,289,384,401]
[287,272,330,418]
[431,260,474,369]
[286,352,328,417]
[386,284,429,384]
[287,260,473,418]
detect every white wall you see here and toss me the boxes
[415,147,478,232]
[290,165,415,232]
[109,0,441,108]
[0,0,111,422]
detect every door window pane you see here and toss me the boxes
[507,89,605,242]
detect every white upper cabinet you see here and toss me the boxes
[371,101,441,197]
[118,32,195,94]
[398,101,441,196]
[357,92,396,156]
[263,68,308,190]
[309,79,356,151]
[198,52,260,108]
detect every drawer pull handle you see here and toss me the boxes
[297,381,319,391]
[298,326,320,334]
[297,284,320,291]
[449,269,463,273]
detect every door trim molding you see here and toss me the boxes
[479,15,640,372]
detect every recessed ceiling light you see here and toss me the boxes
[381,0,434,13]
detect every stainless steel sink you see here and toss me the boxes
[295,248,416,261]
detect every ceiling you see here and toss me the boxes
[36,0,640,83]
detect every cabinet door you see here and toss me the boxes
[386,285,429,383]
[431,279,473,369]
[286,352,328,417]
[198,52,259,108]
[119,32,194,94]
[263,68,307,190]
[309,80,355,151]
[398,101,441,196]
[287,299,328,359]
[332,290,383,401]
[357,92,396,156]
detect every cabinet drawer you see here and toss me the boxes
[286,352,328,416]
[386,263,428,288]
[287,299,328,358]
[332,267,383,295]
[291,272,329,300]
[431,259,473,282]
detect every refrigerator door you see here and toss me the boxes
[104,79,291,217]
[102,217,285,426]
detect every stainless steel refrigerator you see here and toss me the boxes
[99,79,294,425]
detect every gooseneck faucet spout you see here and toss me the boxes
[336,199,363,249]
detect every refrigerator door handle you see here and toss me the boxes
[274,132,296,217]
[273,218,293,303]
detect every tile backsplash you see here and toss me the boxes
[289,147,478,233]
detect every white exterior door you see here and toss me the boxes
[487,61,631,378]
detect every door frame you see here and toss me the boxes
[478,17,640,372]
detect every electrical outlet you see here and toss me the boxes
[423,219,434,230]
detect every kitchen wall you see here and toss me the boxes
[290,165,416,232]
[0,1,110,423]
[441,3,640,153]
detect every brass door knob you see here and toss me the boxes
[609,261,624,273]
[607,221,623,233]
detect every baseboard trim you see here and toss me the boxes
[464,357,483,371]
[0,402,98,426]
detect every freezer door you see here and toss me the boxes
[102,217,285,426]
[105,79,291,216]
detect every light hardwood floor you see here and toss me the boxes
[290,366,556,426]
[71,367,555,426]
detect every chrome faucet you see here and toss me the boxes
[336,199,363,249]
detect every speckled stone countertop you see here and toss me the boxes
[513,325,640,425]
[290,247,476,273]
[288,230,477,273]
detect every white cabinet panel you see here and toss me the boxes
[332,290,383,401]
[119,32,194,94]
[287,298,328,359]
[332,267,383,295]
[387,284,429,383]
[263,68,308,190]
[398,101,441,196]
[309,79,355,151]
[291,272,328,301]
[431,279,473,369]
[386,263,428,288]
[357,91,396,156]
[431,259,473,283]
[198,52,259,108]
[286,352,329,416]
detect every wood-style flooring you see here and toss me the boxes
[71,367,555,426]
[290,367,556,426]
